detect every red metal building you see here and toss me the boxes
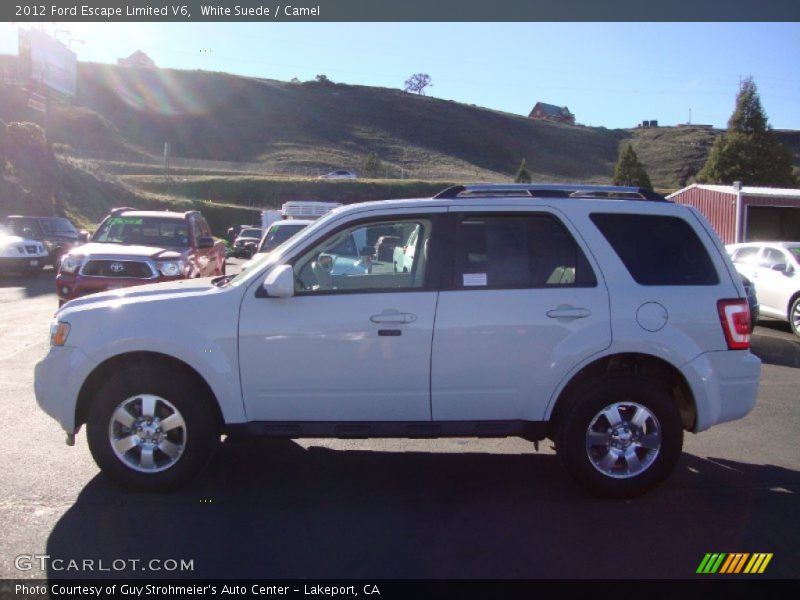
[668,183,800,244]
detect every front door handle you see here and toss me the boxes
[370,310,417,324]
[546,306,591,320]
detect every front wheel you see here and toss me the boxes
[86,364,220,491]
[789,296,800,337]
[556,376,683,499]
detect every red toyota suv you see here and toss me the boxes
[56,208,226,305]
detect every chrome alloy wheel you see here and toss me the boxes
[792,301,800,334]
[585,402,662,479]
[108,394,187,473]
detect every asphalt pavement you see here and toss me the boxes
[0,263,798,580]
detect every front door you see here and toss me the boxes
[239,213,442,422]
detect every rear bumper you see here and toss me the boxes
[682,350,761,432]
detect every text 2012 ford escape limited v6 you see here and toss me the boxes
[34,185,761,498]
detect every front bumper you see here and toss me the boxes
[34,345,98,433]
[681,350,761,432]
[0,255,47,272]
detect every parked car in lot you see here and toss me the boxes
[0,224,48,275]
[258,220,312,254]
[3,215,84,266]
[35,184,760,498]
[727,241,800,336]
[55,207,226,305]
[231,227,263,258]
[318,170,357,180]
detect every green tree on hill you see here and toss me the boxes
[514,158,532,183]
[362,151,384,178]
[696,77,797,187]
[613,144,652,189]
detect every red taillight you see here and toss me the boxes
[717,299,751,350]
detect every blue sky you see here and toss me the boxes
[1,22,798,130]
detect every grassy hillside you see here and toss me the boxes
[2,55,799,233]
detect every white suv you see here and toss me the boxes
[34,184,761,498]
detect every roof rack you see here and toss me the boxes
[110,206,137,215]
[433,184,668,202]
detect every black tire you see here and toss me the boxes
[789,296,800,338]
[86,363,220,492]
[556,376,683,499]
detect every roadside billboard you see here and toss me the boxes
[18,29,77,98]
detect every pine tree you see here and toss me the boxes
[514,158,532,183]
[613,145,652,189]
[362,151,384,178]
[696,77,796,187]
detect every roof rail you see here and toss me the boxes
[434,184,668,202]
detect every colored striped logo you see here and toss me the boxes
[696,553,773,574]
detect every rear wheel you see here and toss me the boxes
[86,364,219,491]
[789,296,800,337]
[556,376,683,499]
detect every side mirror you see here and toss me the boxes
[77,230,91,243]
[197,236,215,249]
[262,265,295,298]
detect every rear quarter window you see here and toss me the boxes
[591,213,719,286]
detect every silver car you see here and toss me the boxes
[727,241,800,336]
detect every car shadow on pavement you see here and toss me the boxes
[0,267,55,299]
[751,332,800,369]
[45,440,799,580]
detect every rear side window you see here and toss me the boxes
[591,213,718,286]
[454,214,597,289]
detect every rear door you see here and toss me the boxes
[431,208,611,421]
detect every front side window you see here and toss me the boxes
[40,218,77,235]
[293,218,431,294]
[454,214,596,289]
[732,246,761,265]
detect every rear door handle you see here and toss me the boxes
[546,306,591,320]
[370,310,417,324]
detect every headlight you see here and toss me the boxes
[60,255,81,274]
[44,240,56,251]
[157,260,184,277]
[49,321,71,346]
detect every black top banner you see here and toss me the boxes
[4,0,800,22]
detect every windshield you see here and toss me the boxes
[260,223,308,253]
[93,216,189,247]
[238,228,262,238]
[40,218,78,236]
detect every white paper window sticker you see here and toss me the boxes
[463,273,487,287]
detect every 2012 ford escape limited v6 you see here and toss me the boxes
[34,184,761,498]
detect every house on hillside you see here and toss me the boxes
[668,183,800,244]
[528,102,575,125]
[117,51,157,69]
